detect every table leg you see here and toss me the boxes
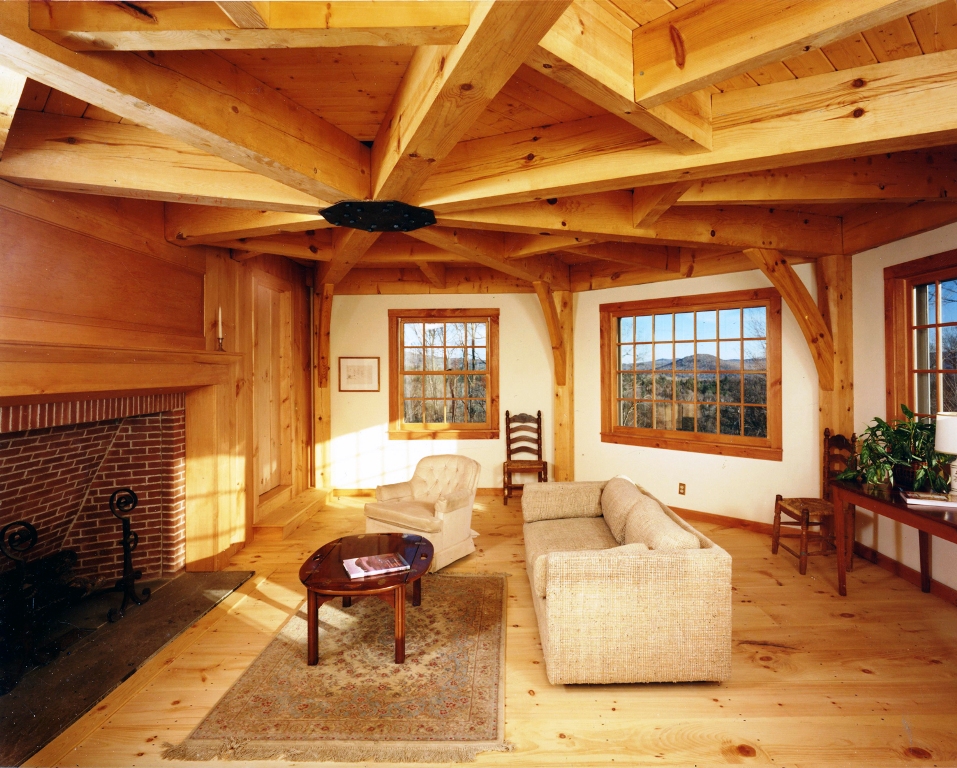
[834,490,847,596]
[342,595,352,608]
[412,577,421,607]
[394,585,406,664]
[307,590,318,665]
[919,530,932,593]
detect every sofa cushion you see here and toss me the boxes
[364,500,442,533]
[521,481,605,523]
[600,476,643,544]
[524,517,618,598]
[624,493,700,550]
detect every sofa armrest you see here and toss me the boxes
[434,488,473,517]
[521,481,606,523]
[376,481,414,503]
[541,546,732,684]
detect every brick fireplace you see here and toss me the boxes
[0,394,186,582]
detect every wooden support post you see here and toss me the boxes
[315,278,334,489]
[744,247,835,392]
[816,253,854,479]
[533,280,566,386]
[553,290,574,481]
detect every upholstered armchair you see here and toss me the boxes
[364,455,481,570]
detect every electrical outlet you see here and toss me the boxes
[678,483,686,495]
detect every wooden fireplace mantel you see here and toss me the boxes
[0,341,250,571]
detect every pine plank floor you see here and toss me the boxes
[25,496,957,767]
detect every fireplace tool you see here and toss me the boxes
[107,488,151,622]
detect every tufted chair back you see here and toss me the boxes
[409,455,480,502]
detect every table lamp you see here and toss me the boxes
[934,412,957,494]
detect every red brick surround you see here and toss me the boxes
[0,393,185,434]
[0,408,185,581]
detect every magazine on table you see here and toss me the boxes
[898,490,957,509]
[342,552,411,579]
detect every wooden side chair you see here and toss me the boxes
[503,410,547,505]
[772,428,857,575]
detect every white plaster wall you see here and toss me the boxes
[329,293,554,489]
[853,221,957,591]
[574,268,821,522]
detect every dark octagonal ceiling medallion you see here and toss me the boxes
[320,200,436,232]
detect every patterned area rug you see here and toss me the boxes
[163,573,509,763]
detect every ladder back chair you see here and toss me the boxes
[772,428,857,575]
[503,410,547,505]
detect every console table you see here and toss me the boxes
[830,480,957,596]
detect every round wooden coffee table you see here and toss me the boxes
[298,532,434,665]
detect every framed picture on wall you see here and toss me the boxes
[339,357,380,392]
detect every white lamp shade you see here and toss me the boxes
[935,412,957,453]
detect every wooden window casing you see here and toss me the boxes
[885,248,957,421]
[388,308,500,440]
[599,288,783,461]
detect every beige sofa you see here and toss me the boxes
[522,477,732,685]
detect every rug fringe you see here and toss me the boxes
[162,739,515,763]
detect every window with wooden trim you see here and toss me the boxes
[885,248,957,420]
[388,308,499,440]
[600,289,782,460]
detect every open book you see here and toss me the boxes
[898,490,957,509]
[342,552,411,579]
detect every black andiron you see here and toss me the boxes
[0,520,60,695]
[107,488,151,622]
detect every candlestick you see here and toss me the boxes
[216,306,224,351]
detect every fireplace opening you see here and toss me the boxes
[0,394,187,693]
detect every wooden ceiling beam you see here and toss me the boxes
[372,0,572,202]
[164,205,326,245]
[438,192,843,254]
[1,111,328,213]
[530,0,711,153]
[744,247,834,391]
[563,242,678,271]
[680,149,957,205]
[504,233,596,258]
[217,231,334,261]
[407,226,539,283]
[0,3,370,202]
[416,261,447,289]
[318,228,381,285]
[842,202,957,255]
[333,266,536,295]
[318,0,572,287]
[0,63,24,157]
[632,0,942,108]
[632,182,694,227]
[28,1,470,50]
[214,2,269,28]
[417,49,957,212]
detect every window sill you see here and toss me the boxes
[600,431,782,461]
[389,428,499,440]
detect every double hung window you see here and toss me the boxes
[388,308,499,439]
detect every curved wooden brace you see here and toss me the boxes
[744,248,834,391]
[533,280,566,386]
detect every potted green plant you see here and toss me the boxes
[837,405,955,492]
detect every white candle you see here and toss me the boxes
[217,306,223,339]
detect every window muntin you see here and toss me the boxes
[600,289,781,460]
[615,306,768,438]
[400,319,489,426]
[912,277,957,417]
[388,309,499,439]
